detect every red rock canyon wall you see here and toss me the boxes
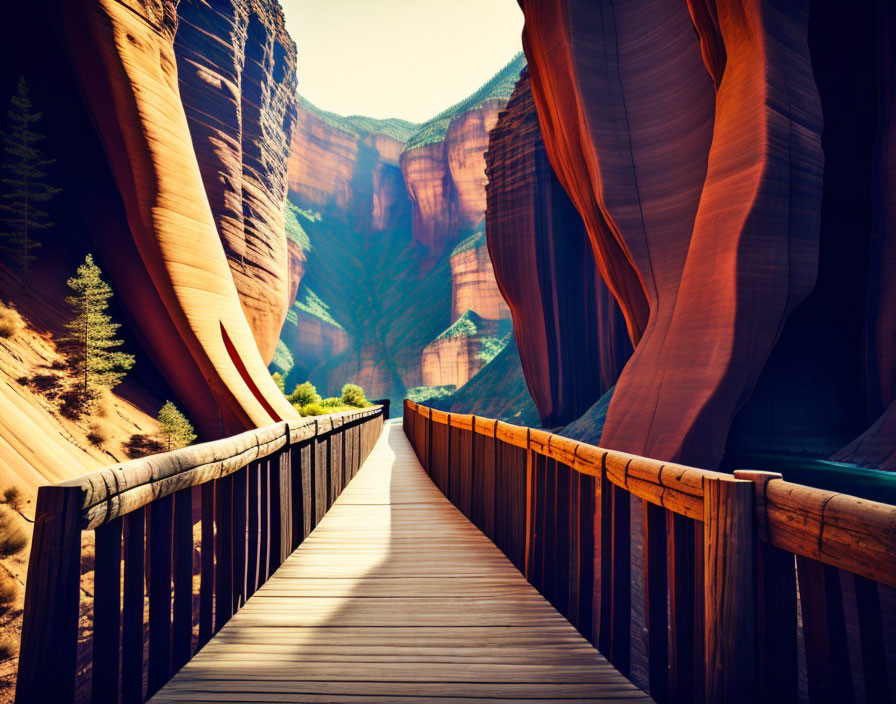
[486,68,631,427]
[401,99,504,255]
[520,0,825,465]
[175,0,299,363]
[60,0,298,436]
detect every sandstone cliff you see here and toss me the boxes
[485,68,631,428]
[421,311,511,388]
[175,0,298,362]
[401,54,526,256]
[279,58,527,410]
[56,0,299,437]
[288,97,416,231]
[449,226,510,321]
[519,0,895,470]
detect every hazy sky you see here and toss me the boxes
[280,0,524,123]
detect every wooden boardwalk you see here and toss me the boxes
[150,421,651,703]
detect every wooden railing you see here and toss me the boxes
[404,400,896,704]
[15,405,385,704]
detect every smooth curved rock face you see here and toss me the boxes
[62,0,298,436]
[175,0,297,363]
[521,0,824,465]
[486,69,631,427]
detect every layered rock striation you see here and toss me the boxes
[401,54,526,256]
[449,227,510,321]
[279,58,527,408]
[485,68,631,428]
[287,97,416,231]
[421,311,510,389]
[175,0,298,362]
[59,0,299,436]
[518,0,895,469]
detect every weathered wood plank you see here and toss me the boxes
[15,486,83,704]
[92,516,122,704]
[172,489,193,673]
[703,478,756,702]
[149,423,652,704]
[122,508,145,704]
[148,493,174,698]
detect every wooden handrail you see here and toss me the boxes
[405,400,896,703]
[60,407,380,530]
[16,405,386,704]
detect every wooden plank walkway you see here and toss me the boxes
[150,421,652,703]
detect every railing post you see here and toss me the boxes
[703,477,757,702]
[15,485,84,704]
[734,470,798,703]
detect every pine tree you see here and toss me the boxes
[156,401,197,452]
[0,77,59,285]
[61,254,134,405]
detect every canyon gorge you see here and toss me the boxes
[276,52,536,424]
[0,0,895,699]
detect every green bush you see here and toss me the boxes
[341,383,368,408]
[289,381,321,407]
[271,371,286,394]
[320,396,344,408]
[298,402,328,417]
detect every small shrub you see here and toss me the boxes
[0,633,18,660]
[0,303,24,339]
[0,508,28,558]
[320,396,344,408]
[289,381,320,407]
[123,433,165,459]
[341,383,368,408]
[0,568,17,612]
[27,373,62,395]
[87,419,112,446]
[271,371,286,394]
[59,388,89,419]
[298,402,328,417]
[2,487,22,512]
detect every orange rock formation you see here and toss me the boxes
[61,0,298,436]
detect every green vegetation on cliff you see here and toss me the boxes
[450,221,486,258]
[284,200,311,252]
[428,335,539,426]
[291,287,343,329]
[404,53,527,151]
[299,96,419,143]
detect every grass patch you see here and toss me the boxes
[450,223,486,258]
[270,339,294,377]
[290,288,343,329]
